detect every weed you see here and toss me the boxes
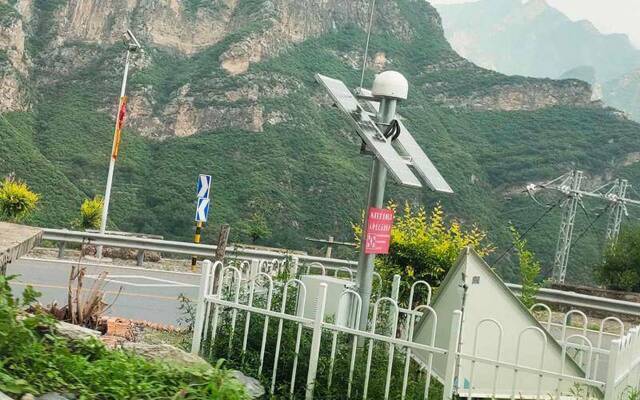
[0,275,250,399]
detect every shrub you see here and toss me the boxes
[0,177,39,222]
[246,212,271,243]
[596,225,640,292]
[354,203,494,304]
[510,226,541,308]
[73,196,103,230]
[0,275,249,399]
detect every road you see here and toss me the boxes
[7,258,200,325]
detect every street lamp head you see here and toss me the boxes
[123,30,141,52]
[371,71,408,100]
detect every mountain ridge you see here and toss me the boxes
[435,0,640,122]
[436,0,640,81]
[2,0,640,284]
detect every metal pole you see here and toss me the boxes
[326,236,334,258]
[356,97,396,331]
[443,310,463,400]
[97,50,131,258]
[191,221,203,270]
[306,282,328,400]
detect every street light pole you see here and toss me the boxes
[97,31,141,258]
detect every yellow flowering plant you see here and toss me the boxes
[353,202,494,304]
[73,196,104,230]
[0,178,39,223]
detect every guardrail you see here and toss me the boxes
[41,228,358,269]
[507,283,640,318]
[40,228,640,318]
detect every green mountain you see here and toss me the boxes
[435,0,640,121]
[2,0,640,284]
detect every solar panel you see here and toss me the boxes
[316,74,453,193]
[315,74,421,188]
[357,89,453,194]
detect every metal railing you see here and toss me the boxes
[507,283,640,317]
[191,260,458,400]
[39,228,640,318]
[606,326,640,400]
[190,260,637,399]
[41,228,357,269]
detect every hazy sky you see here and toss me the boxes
[429,0,640,47]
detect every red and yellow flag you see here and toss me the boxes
[111,96,128,160]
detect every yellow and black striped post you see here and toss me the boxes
[191,221,203,270]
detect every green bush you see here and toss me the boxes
[353,203,493,304]
[245,212,271,243]
[0,3,19,27]
[510,226,541,308]
[0,177,39,222]
[73,196,103,230]
[0,275,250,399]
[596,226,640,292]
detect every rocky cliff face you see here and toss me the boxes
[433,79,595,111]
[603,68,640,122]
[1,0,603,138]
[34,0,406,71]
[422,57,595,111]
[0,2,29,112]
[5,0,416,138]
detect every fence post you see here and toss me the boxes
[391,274,401,302]
[57,241,66,258]
[604,339,621,400]
[191,260,212,354]
[136,249,145,266]
[306,282,328,400]
[292,256,299,276]
[250,259,260,280]
[443,310,463,400]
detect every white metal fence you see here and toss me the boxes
[189,259,640,399]
[605,326,640,400]
[191,260,457,399]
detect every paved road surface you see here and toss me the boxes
[7,258,200,325]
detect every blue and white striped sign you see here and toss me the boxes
[196,174,211,199]
[195,198,210,222]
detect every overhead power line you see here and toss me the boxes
[526,170,640,284]
[491,198,563,269]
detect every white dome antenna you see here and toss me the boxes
[371,71,408,100]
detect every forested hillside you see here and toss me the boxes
[2,0,640,284]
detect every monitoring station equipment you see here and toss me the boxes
[315,72,452,329]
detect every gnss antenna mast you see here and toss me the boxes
[360,0,377,89]
[316,71,453,330]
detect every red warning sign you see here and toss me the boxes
[364,207,394,255]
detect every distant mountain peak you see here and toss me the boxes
[521,0,551,20]
[523,0,548,9]
[575,19,599,34]
[436,0,640,82]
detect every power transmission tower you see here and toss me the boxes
[551,170,584,284]
[528,171,640,284]
[605,178,629,244]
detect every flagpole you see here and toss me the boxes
[97,46,133,259]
